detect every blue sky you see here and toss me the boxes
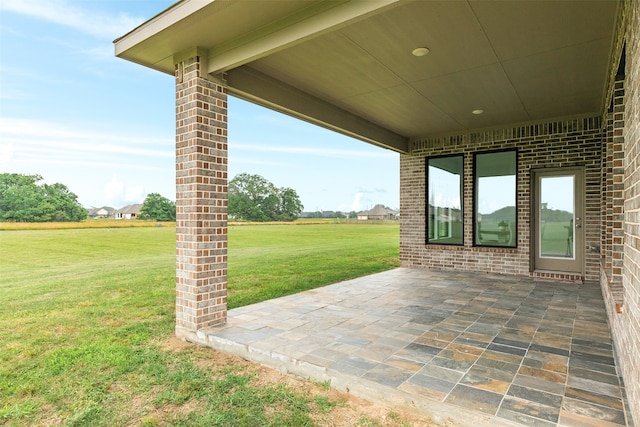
[0,0,399,213]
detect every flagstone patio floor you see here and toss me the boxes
[194,268,635,427]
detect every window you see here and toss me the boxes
[426,155,464,245]
[474,150,517,247]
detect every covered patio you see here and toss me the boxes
[198,268,633,427]
[114,1,640,425]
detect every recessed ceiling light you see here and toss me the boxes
[472,109,484,115]
[412,47,430,57]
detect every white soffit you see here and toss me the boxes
[115,0,620,153]
[114,0,400,75]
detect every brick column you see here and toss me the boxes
[174,51,228,334]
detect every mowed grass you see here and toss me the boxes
[0,222,399,426]
[0,219,176,230]
[228,223,399,308]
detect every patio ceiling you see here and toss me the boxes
[115,0,620,153]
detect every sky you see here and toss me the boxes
[0,0,399,213]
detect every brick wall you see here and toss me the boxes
[603,79,627,284]
[601,79,626,316]
[400,117,603,282]
[175,54,229,333]
[601,0,640,424]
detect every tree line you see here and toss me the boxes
[228,173,303,221]
[0,173,302,223]
[0,173,177,223]
[0,173,87,222]
[139,193,175,221]
[142,173,304,222]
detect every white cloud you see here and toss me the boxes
[0,118,172,170]
[0,0,144,39]
[0,143,14,170]
[125,185,145,204]
[351,192,364,212]
[104,175,124,201]
[6,155,169,172]
[104,175,145,207]
[7,136,172,158]
[0,118,167,145]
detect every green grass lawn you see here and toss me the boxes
[228,223,399,308]
[540,221,574,257]
[0,223,400,426]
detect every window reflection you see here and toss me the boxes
[540,176,574,258]
[474,150,517,247]
[427,155,463,245]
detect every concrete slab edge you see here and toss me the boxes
[177,328,524,427]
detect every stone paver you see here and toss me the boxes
[196,268,634,427]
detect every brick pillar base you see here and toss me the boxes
[174,52,228,333]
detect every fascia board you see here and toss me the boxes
[114,0,217,57]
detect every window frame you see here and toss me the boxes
[425,154,465,246]
[472,148,518,248]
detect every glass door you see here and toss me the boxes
[532,168,584,273]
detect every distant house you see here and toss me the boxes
[87,206,114,219]
[115,204,143,220]
[357,205,397,221]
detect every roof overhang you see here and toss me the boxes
[115,0,621,154]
